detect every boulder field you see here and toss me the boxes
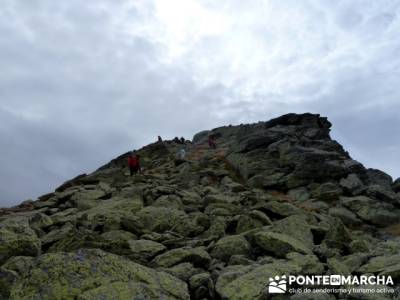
[1,113,400,299]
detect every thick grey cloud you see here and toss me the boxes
[1,0,400,207]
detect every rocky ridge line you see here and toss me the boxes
[1,113,400,299]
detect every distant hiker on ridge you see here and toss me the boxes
[208,135,217,149]
[128,152,141,176]
[157,136,163,143]
[174,147,187,166]
[177,147,186,160]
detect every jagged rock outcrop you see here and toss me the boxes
[1,113,400,299]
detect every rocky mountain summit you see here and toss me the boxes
[1,113,400,299]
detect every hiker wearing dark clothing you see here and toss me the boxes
[158,136,163,142]
[128,153,141,176]
[208,135,216,149]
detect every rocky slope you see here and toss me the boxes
[1,113,400,299]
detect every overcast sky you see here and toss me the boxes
[1,0,400,207]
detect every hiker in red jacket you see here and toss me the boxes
[128,153,141,176]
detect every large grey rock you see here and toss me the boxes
[272,214,315,249]
[40,223,74,248]
[210,235,251,262]
[288,187,310,202]
[81,197,144,231]
[283,147,348,188]
[327,257,351,275]
[122,206,203,237]
[189,272,210,290]
[220,176,246,192]
[356,206,400,227]
[28,212,53,237]
[328,207,361,226]
[215,261,301,300]
[0,267,17,299]
[341,196,400,226]
[366,185,400,206]
[247,172,287,189]
[152,247,211,268]
[7,249,189,300]
[321,217,352,253]
[69,188,108,211]
[0,218,41,265]
[340,173,366,195]
[392,178,400,193]
[286,252,324,274]
[78,281,187,300]
[192,130,210,144]
[366,168,393,188]
[100,230,137,255]
[254,231,312,257]
[50,208,78,225]
[236,210,272,233]
[311,182,343,201]
[236,130,285,153]
[127,239,167,262]
[358,255,400,274]
[161,262,203,282]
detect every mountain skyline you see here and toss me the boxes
[1,0,400,206]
